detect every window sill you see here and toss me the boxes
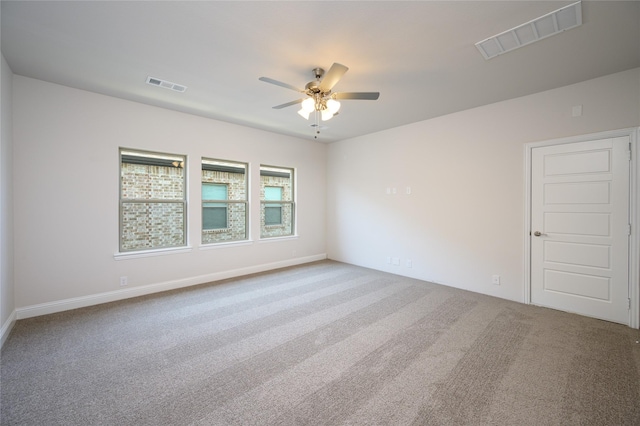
[199,240,254,250]
[114,246,193,260]
[258,235,299,243]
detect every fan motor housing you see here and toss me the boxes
[305,67,325,94]
[305,81,322,93]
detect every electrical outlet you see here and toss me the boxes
[120,276,128,287]
[572,105,583,117]
[406,259,412,268]
[492,275,500,285]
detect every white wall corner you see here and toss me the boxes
[0,310,17,348]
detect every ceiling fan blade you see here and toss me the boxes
[334,92,380,100]
[272,99,304,109]
[259,77,303,93]
[318,63,349,93]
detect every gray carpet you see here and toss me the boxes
[1,260,639,425]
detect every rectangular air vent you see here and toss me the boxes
[475,1,582,60]
[146,76,187,93]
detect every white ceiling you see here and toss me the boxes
[2,1,639,143]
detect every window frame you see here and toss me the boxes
[119,148,187,253]
[260,165,295,239]
[201,158,249,245]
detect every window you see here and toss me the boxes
[202,184,228,229]
[264,186,283,225]
[260,165,294,238]
[202,158,248,244]
[119,149,186,252]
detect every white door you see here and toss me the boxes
[531,136,630,324]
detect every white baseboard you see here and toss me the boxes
[16,254,327,320]
[1,310,17,348]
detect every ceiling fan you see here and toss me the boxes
[259,63,380,123]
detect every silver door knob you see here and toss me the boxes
[533,231,543,237]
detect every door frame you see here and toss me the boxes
[524,127,640,329]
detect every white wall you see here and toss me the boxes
[12,76,327,315]
[1,53,15,342]
[9,67,640,319]
[327,68,640,303]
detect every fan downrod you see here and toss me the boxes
[312,68,324,80]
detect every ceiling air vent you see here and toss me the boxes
[475,1,582,60]
[146,76,187,93]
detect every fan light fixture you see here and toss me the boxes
[298,95,341,122]
[259,63,380,137]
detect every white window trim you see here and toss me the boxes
[257,235,299,243]
[119,148,188,253]
[198,240,255,250]
[114,246,193,260]
[260,165,295,239]
[201,158,249,244]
